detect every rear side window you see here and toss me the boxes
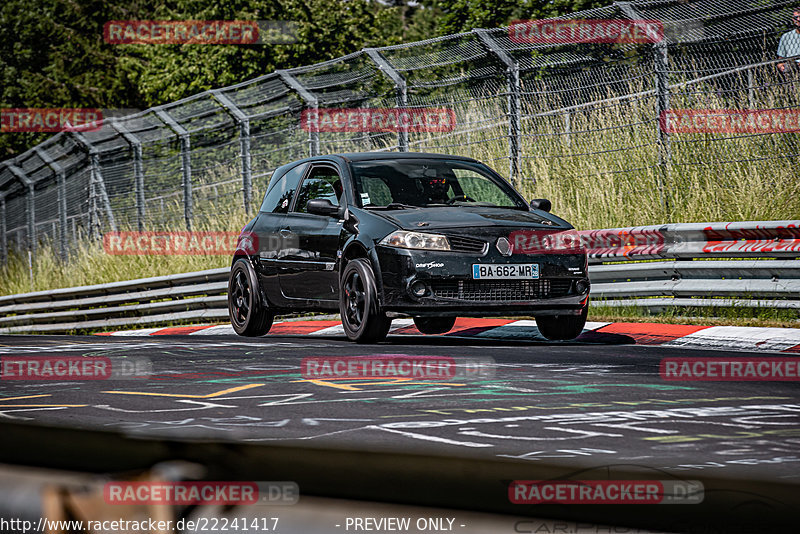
[260,163,307,213]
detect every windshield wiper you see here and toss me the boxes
[364,202,420,210]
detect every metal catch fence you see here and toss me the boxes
[1,0,798,265]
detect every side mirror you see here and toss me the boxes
[529,198,552,212]
[307,199,340,217]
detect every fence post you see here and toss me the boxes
[617,1,670,214]
[278,70,320,157]
[7,165,35,257]
[0,192,6,266]
[71,131,118,236]
[653,42,671,215]
[473,29,522,187]
[563,112,571,148]
[110,121,146,231]
[364,48,409,152]
[211,90,253,214]
[155,109,193,231]
[34,147,68,262]
[747,68,755,108]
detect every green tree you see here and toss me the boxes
[0,0,414,158]
[422,0,606,35]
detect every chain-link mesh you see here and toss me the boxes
[1,0,797,262]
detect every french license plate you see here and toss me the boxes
[472,264,539,280]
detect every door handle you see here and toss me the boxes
[279,228,292,237]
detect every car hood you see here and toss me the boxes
[373,206,566,232]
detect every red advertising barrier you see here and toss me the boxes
[577,228,666,259]
[701,223,800,255]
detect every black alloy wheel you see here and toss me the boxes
[340,258,391,343]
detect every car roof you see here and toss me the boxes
[337,152,479,163]
[287,152,481,165]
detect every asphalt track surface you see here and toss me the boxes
[1,331,799,484]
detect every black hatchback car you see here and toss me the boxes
[228,153,590,343]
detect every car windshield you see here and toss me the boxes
[350,159,524,209]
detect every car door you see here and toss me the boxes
[252,162,308,307]
[278,163,345,303]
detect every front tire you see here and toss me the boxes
[413,316,456,335]
[228,258,274,336]
[535,306,587,341]
[340,258,391,343]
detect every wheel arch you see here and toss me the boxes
[230,254,268,308]
[340,238,385,306]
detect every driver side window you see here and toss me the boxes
[293,166,342,213]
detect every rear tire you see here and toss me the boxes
[228,258,274,337]
[340,258,391,343]
[413,316,456,335]
[535,306,587,341]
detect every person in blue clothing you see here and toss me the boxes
[778,8,800,72]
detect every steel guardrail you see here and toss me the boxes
[0,221,797,333]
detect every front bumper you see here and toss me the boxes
[376,245,590,317]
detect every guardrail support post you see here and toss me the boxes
[110,121,146,231]
[473,29,522,187]
[7,165,36,257]
[278,71,320,157]
[210,90,253,214]
[34,148,69,262]
[155,109,193,231]
[365,49,409,152]
[72,131,118,237]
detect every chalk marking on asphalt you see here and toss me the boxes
[301,418,374,426]
[241,427,373,442]
[0,394,52,402]
[94,399,239,413]
[102,383,264,398]
[370,425,493,448]
[0,404,88,407]
[295,377,467,391]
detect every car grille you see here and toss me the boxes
[431,279,572,301]
[446,235,488,254]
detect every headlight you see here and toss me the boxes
[380,231,451,251]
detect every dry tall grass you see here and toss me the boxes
[2,67,798,295]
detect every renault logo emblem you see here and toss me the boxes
[496,237,512,256]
